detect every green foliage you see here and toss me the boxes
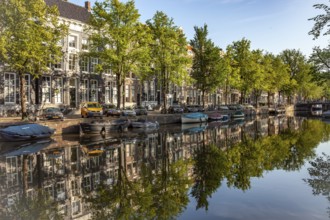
[0,0,67,119]
[88,0,151,108]
[309,3,330,39]
[146,11,191,112]
[189,24,225,107]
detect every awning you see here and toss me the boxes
[4,140,52,157]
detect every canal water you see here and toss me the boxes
[0,116,329,220]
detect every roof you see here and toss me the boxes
[45,0,90,23]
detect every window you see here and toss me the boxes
[131,85,135,102]
[69,54,77,71]
[80,56,89,72]
[25,74,30,104]
[42,76,51,103]
[90,80,98,102]
[125,85,130,102]
[72,200,81,216]
[54,78,63,103]
[68,35,77,48]
[4,73,15,104]
[90,58,98,73]
[81,79,89,102]
[6,157,18,187]
[71,180,80,196]
[81,38,88,50]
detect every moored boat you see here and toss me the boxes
[181,112,208,124]
[130,118,159,128]
[80,119,130,134]
[0,123,55,141]
[232,110,245,119]
[322,110,330,119]
[181,123,207,134]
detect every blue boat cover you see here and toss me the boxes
[183,112,207,119]
[0,124,54,136]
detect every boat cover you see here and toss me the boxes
[0,123,54,136]
[183,112,207,119]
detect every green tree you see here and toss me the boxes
[309,2,330,39]
[88,0,151,108]
[280,49,312,103]
[146,11,190,113]
[223,47,240,105]
[250,49,267,107]
[189,24,225,107]
[227,38,253,104]
[0,0,67,119]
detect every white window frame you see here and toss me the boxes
[69,54,77,71]
[68,35,77,48]
[81,79,89,102]
[72,200,81,216]
[42,76,51,103]
[90,57,98,73]
[80,56,89,72]
[4,73,16,104]
[90,80,98,102]
[81,38,88,51]
[54,78,63,104]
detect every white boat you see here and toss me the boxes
[181,112,208,124]
[130,118,159,128]
[322,110,330,118]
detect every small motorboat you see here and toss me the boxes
[130,118,159,128]
[208,112,230,121]
[232,110,245,119]
[0,123,55,141]
[181,112,208,124]
[322,110,330,119]
[80,119,130,134]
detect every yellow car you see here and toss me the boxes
[81,102,103,118]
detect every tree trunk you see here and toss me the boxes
[122,78,126,109]
[267,91,270,108]
[116,74,121,109]
[19,73,28,120]
[225,82,228,105]
[202,90,205,108]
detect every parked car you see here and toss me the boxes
[42,107,64,120]
[184,105,198,113]
[168,105,184,114]
[196,105,205,112]
[81,102,103,118]
[122,107,136,117]
[218,105,229,111]
[103,104,121,116]
[134,106,148,116]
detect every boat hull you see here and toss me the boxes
[80,119,130,134]
[181,113,208,124]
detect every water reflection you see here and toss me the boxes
[304,153,330,218]
[0,116,329,219]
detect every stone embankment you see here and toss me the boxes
[0,106,294,135]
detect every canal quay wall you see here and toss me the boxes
[0,106,294,135]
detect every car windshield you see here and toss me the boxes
[87,103,101,108]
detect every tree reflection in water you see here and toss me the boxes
[304,153,330,218]
[86,158,191,220]
[191,119,330,211]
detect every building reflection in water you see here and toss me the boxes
[0,116,328,219]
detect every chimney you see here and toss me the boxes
[85,1,91,12]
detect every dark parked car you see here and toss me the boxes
[42,107,64,120]
[134,106,148,116]
[103,104,121,116]
[168,105,184,114]
[196,105,205,112]
[184,105,198,113]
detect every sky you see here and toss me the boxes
[70,0,329,57]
